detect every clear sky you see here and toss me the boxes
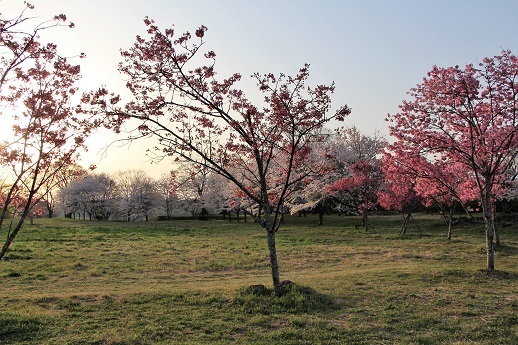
[2,0,518,178]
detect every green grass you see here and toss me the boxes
[0,213,517,344]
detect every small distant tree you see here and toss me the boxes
[41,163,89,218]
[61,173,117,220]
[157,172,178,219]
[169,162,214,219]
[378,152,424,235]
[326,159,384,231]
[113,170,161,221]
[86,19,350,295]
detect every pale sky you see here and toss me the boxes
[2,0,518,178]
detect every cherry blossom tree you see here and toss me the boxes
[386,50,518,270]
[378,152,424,235]
[414,163,477,240]
[169,162,216,219]
[113,170,162,221]
[283,133,335,225]
[0,3,94,260]
[286,127,386,225]
[41,163,89,218]
[86,19,350,295]
[326,159,384,231]
[157,172,179,219]
[61,173,117,220]
[0,57,94,259]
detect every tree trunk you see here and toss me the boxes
[363,212,368,232]
[266,228,281,296]
[0,208,31,260]
[492,203,500,247]
[482,184,495,271]
[400,213,411,235]
[484,214,495,270]
[447,216,453,241]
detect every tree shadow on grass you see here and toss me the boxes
[233,282,341,315]
[0,312,48,343]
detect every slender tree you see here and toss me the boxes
[378,152,424,235]
[0,52,95,259]
[86,19,350,295]
[326,159,384,231]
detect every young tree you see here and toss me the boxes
[0,54,94,258]
[40,163,89,218]
[386,50,518,270]
[326,159,384,231]
[0,3,94,260]
[87,19,350,295]
[378,152,424,235]
[61,173,117,220]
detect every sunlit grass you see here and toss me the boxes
[1,213,517,344]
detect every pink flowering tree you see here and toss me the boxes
[287,127,386,226]
[386,50,518,270]
[414,162,479,240]
[86,19,350,295]
[326,159,384,231]
[0,6,96,260]
[378,151,424,235]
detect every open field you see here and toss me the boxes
[1,214,517,344]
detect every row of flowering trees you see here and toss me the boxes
[2,4,516,294]
[81,15,516,292]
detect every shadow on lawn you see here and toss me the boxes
[0,312,48,344]
[233,281,341,315]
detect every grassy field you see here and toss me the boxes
[0,213,517,344]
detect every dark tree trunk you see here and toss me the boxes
[400,213,411,235]
[318,206,324,226]
[482,183,495,270]
[447,217,453,240]
[0,202,32,260]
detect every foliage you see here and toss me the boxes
[386,50,518,270]
[84,19,350,294]
[0,4,97,260]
